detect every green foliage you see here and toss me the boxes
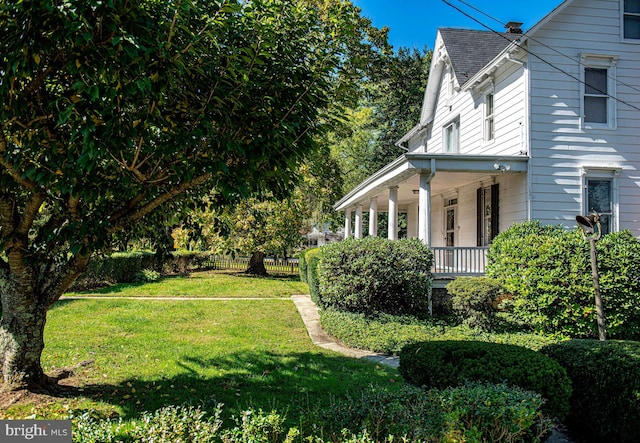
[447,277,503,330]
[316,237,432,317]
[304,248,323,306]
[540,340,640,443]
[399,340,572,419]
[73,405,223,442]
[134,269,161,283]
[320,308,559,355]
[305,383,552,443]
[71,251,214,290]
[487,221,640,339]
[298,248,317,284]
[222,409,293,443]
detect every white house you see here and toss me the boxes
[334,0,640,275]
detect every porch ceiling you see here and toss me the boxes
[334,153,528,212]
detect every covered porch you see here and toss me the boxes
[334,152,528,277]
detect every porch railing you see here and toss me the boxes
[431,247,489,276]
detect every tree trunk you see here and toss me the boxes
[0,291,51,391]
[245,251,268,276]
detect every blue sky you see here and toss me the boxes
[351,0,566,50]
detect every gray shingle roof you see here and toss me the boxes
[439,28,521,86]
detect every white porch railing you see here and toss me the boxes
[431,247,489,276]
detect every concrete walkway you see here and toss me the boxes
[291,294,399,368]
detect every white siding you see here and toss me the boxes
[528,0,640,236]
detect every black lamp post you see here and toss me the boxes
[575,213,606,341]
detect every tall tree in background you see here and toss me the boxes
[0,0,387,391]
[329,47,431,201]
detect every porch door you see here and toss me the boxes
[445,198,457,268]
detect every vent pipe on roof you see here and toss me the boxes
[505,21,523,34]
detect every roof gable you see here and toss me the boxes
[439,28,520,86]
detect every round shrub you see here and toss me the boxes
[399,340,572,419]
[487,221,640,339]
[447,276,503,330]
[540,339,640,443]
[316,237,432,317]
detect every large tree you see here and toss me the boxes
[0,0,386,391]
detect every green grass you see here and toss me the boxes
[64,270,309,298]
[4,272,398,424]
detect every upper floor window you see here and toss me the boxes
[624,0,640,39]
[584,68,608,124]
[447,66,455,97]
[443,119,460,153]
[580,54,618,129]
[484,92,495,142]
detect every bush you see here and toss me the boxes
[73,405,222,443]
[305,383,552,443]
[304,248,323,306]
[298,248,315,284]
[316,237,432,317]
[447,277,502,330]
[540,339,640,443]
[135,268,161,283]
[399,340,572,419]
[487,221,640,339]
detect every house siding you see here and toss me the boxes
[528,0,640,236]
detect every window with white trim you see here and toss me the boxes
[447,66,455,97]
[623,0,640,39]
[443,119,460,153]
[484,92,495,142]
[581,54,618,129]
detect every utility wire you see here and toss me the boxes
[442,0,640,112]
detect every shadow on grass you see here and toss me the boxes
[64,350,398,422]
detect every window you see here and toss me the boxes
[624,0,640,39]
[444,119,460,153]
[584,68,608,124]
[477,184,499,246]
[580,54,618,129]
[484,92,495,141]
[447,66,455,97]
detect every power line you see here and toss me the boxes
[441,0,640,113]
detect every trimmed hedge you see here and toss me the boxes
[540,339,640,443]
[487,222,640,339]
[305,383,552,443]
[71,251,215,290]
[298,248,316,283]
[399,340,572,419]
[304,248,323,306]
[316,237,432,317]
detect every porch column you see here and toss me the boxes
[418,172,433,245]
[344,208,352,239]
[354,204,363,238]
[369,197,378,237]
[388,186,399,240]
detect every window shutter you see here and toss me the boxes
[490,183,500,241]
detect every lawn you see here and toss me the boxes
[65,270,309,298]
[2,272,398,424]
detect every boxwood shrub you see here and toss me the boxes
[304,248,323,306]
[447,276,503,330]
[298,248,316,284]
[316,237,432,317]
[487,221,640,339]
[304,383,552,443]
[540,339,640,443]
[399,340,572,419]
